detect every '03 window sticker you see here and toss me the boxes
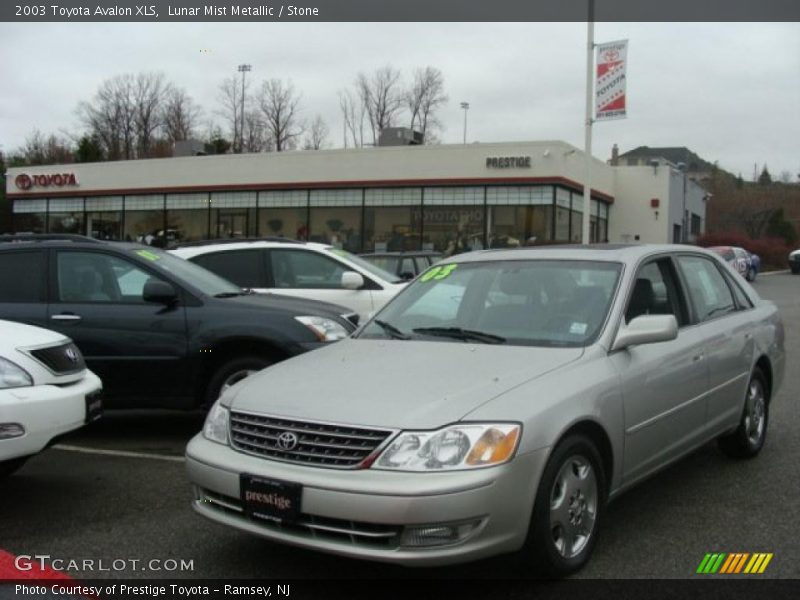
[136,250,161,262]
[420,264,458,282]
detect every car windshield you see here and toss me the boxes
[326,247,403,283]
[358,259,622,347]
[128,247,243,297]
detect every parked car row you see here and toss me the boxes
[358,251,443,280]
[0,237,787,577]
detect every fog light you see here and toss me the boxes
[400,518,484,548]
[0,423,25,439]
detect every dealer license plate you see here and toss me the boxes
[240,474,302,523]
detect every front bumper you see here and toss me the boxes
[0,371,102,462]
[186,434,549,566]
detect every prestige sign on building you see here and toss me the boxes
[595,40,628,121]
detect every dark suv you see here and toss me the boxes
[0,235,356,409]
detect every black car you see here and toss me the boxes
[359,251,443,280]
[0,235,357,409]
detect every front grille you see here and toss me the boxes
[229,412,394,469]
[198,488,401,548]
[29,342,85,375]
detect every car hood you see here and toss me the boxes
[218,293,354,321]
[0,319,68,354]
[227,339,584,429]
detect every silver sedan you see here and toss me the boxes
[186,244,785,577]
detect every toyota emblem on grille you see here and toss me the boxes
[277,431,299,450]
[64,347,79,363]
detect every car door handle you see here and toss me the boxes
[51,314,82,322]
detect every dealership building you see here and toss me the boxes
[4,140,708,252]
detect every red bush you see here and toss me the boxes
[695,233,792,271]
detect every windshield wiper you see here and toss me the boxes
[213,291,249,298]
[412,327,506,344]
[373,319,411,340]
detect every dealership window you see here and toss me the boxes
[487,186,554,247]
[364,188,422,252]
[48,198,85,235]
[86,196,123,240]
[210,192,257,239]
[691,213,702,237]
[555,188,570,242]
[309,189,362,252]
[259,190,308,240]
[12,199,47,233]
[165,193,210,243]
[422,187,485,255]
[123,195,165,245]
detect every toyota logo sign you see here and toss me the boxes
[276,431,299,451]
[14,174,32,190]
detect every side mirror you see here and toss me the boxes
[341,271,365,290]
[143,280,178,305]
[612,314,678,351]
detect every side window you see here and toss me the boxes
[400,257,415,277]
[723,271,754,310]
[192,250,263,289]
[676,255,736,322]
[57,252,165,303]
[0,250,45,303]
[625,259,683,325]
[270,250,347,289]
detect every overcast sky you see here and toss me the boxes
[1,21,798,180]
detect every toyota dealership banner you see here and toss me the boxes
[595,40,629,121]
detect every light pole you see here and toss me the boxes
[237,64,252,153]
[460,102,469,144]
[677,162,687,243]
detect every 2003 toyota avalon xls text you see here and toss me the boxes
[186,245,785,576]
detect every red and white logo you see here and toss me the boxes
[14,174,32,190]
[14,172,78,190]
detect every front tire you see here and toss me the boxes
[204,356,273,407]
[522,434,606,578]
[718,368,769,458]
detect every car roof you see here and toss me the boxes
[443,244,714,266]
[171,239,331,256]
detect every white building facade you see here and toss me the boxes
[5,141,706,251]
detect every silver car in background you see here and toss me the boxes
[186,245,785,577]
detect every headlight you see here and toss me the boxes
[295,316,349,342]
[203,400,230,445]
[374,423,521,471]
[0,357,33,389]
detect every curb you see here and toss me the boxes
[760,270,790,276]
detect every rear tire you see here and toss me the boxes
[718,368,769,459]
[746,268,756,282]
[0,457,29,478]
[204,356,273,408]
[521,434,606,578]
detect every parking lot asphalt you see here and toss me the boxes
[1,273,798,580]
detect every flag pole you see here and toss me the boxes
[582,0,594,245]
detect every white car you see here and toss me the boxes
[0,319,102,477]
[170,239,406,321]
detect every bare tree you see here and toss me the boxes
[405,66,448,143]
[338,89,366,148]
[217,76,250,153]
[355,65,404,144]
[78,73,136,160]
[243,110,268,152]
[163,86,202,143]
[303,115,329,150]
[257,79,303,152]
[133,72,168,157]
[14,129,74,165]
